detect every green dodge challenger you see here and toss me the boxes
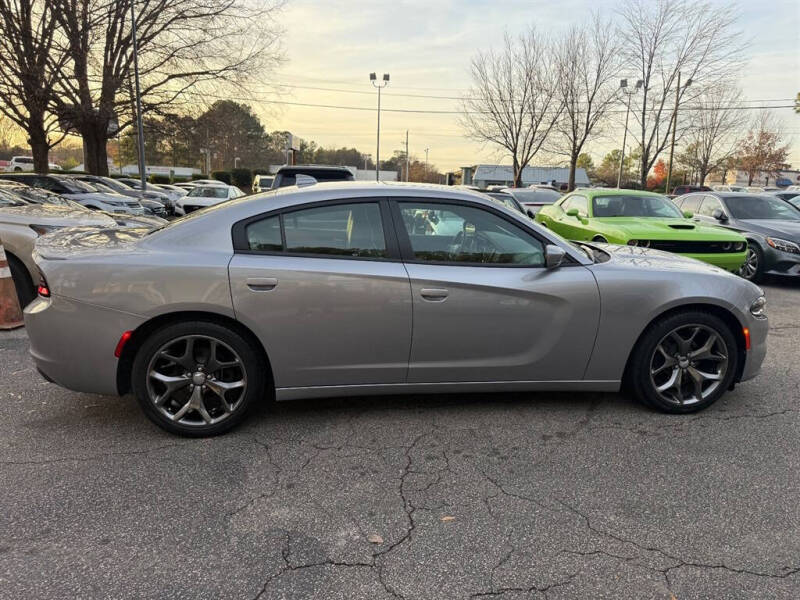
[535,189,747,272]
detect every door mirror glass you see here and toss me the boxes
[566,208,579,217]
[683,210,693,218]
[711,208,727,221]
[545,244,566,269]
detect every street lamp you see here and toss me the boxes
[665,73,693,194]
[617,78,643,189]
[370,72,390,181]
[130,0,147,191]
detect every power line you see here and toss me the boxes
[197,92,797,116]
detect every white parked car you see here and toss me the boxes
[174,184,244,215]
[712,185,746,192]
[252,174,274,193]
[4,156,60,172]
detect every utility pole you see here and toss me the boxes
[424,147,429,181]
[665,72,692,195]
[130,0,147,192]
[405,130,409,182]
[370,73,390,181]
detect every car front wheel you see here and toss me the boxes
[132,321,266,436]
[628,311,738,413]
[739,244,763,283]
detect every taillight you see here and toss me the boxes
[114,331,133,358]
[37,270,51,297]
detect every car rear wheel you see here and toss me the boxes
[739,244,763,283]
[628,311,737,413]
[132,321,266,436]
[592,235,608,243]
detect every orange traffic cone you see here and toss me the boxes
[0,239,24,330]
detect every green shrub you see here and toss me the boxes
[230,168,252,189]
[148,174,171,184]
[252,167,272,176]
[211,170,231,185]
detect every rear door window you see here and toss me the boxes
[283,202,386,258]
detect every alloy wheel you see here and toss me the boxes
[649,324,728,406]
[740,247,758,280]
[146,335,247,426]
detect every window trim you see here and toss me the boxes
[231,197,401,262]
[389,197,570,268]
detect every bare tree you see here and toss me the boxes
[0,0,68,172]
[736,111,790,185]
[678,84,746,185]
[552,16,620,191]
[49,0,284,175]
[617,0,742,188]
[461,29,563,187]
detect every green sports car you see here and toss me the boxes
[535,189,747,272]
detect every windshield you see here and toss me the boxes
[189,186,228,198]
[505,188,561,204]
[0,189,28,207]
[57,177,96,193]
[98,177,131,191]
[725,195,800,220]
[592,194,683,218]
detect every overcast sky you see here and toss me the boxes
[252,0,800,172]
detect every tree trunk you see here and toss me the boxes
[82,122,110,175]
[513,156,522,187]
[640,154,648,190]
[27,119,50,174]
[568,155,577,192]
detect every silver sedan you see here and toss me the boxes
[24,182,768,436]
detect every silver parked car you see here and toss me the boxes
[0,190,117,306]
[24,182,768,436]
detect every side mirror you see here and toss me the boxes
[711,208,728,221]
[566,208,579,217]
[545,244,566,269]
[682,210,693,218]
[526,209,536,219]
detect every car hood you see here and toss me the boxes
[592,217,743,240]
[737,219,800,241]
[179,196,225,207]
[0,203,117,227]
[593,243,739,276]
[34,226,151,260]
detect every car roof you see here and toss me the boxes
[276,165,352,174]
[571,187,666,198]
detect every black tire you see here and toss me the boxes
[592,235,608,243]
[7,254,36,308]
[739,242,764,283]
[627,310,738,414]
[131,320,267,436]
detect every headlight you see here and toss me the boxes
[750,295,767,318]
[733,242,746,252]
[29,224,64,236]
[766,237,800,255]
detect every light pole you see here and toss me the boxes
[424,147,429,181]
[617,78,642,189]
[665,72,692,194]
[130,0,147,191]
[370,72,389,181]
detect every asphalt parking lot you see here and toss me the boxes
[1,281,798,600]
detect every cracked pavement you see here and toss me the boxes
[1,280,798,599]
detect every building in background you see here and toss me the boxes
[707,168,800,188]
[464,165,591,189]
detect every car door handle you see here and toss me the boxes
[246,277,278,292]
[420,288,449,302]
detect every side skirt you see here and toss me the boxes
[275,380,621,402]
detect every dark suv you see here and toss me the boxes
[271,165,354,189]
